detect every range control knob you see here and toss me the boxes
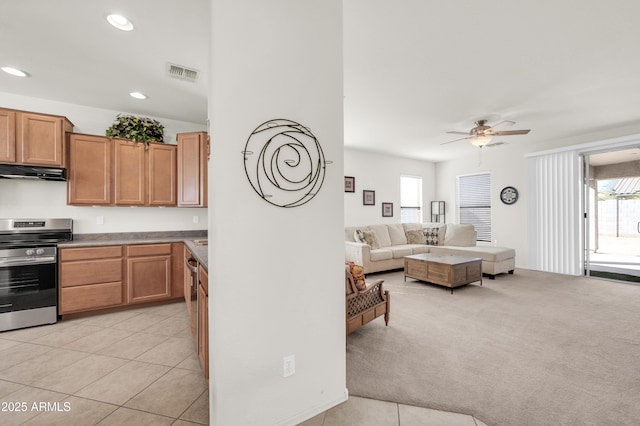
[36,248,45,255]
[26,249,35,256]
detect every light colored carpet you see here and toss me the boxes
[346,268,640,426]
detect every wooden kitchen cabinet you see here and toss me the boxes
[126,243,172,304]
[198,264,209,379]
[148,143,177,206]
[59,246,124,314]
[67,135,177,207]
[177,131,208,207]
[0,108,16,163]
[67,134,112,205]
[0,108,73,167]
[17,112,73,167]
[114,139,145,205]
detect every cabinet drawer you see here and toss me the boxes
[60,282,123,313]
[127,243,172,257]
[60,246,122,261]
[61,258,123,287]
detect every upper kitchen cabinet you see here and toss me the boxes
[0,109,16,163]
[148,143,177,206]
[0,108,73,167]
[114,139,146,206]
[67,134,178,207]
[68,134,112,205]
[177,131,208,207]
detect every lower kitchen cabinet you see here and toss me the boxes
[198,264,209,380]
[59,246,124,314]
[126,243,172,304]
[59,242,186,315]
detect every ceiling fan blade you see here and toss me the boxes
[440,136,471,145]
[445,131,471,135]
[490,129,530,136]
[490,120,515,130]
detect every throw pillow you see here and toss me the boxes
[346,261,367,291]
[406,230,426,244]
[362,230,380,249]
[354,229,367,244]
[423,227,440,245]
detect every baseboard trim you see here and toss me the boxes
[274,388,349,426]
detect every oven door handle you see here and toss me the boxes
[0,256,56,267]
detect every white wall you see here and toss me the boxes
[0,92,207,233]
[435,144,529,268]
[344,148,436,226]
[208,0,344,425]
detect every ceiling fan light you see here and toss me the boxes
[470,136,493,147]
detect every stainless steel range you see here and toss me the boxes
[0,218,72,331]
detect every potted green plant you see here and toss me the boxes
[105,114,165,148]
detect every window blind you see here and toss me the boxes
[458,173,491,242]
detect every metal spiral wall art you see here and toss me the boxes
[242,119,331,208]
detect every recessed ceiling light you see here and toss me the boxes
[1,67,28,77]
[107,14,134,31]
[129,92,147,100]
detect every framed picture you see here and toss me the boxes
[382,202,393,217]
[363,190,375,205]
[344,176,355,193]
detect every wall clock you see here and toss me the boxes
[500,186,519,205]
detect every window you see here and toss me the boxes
[457,173,491,242]
[400,175,422,223]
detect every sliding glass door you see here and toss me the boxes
[583,148,640,283]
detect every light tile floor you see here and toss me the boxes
[0,302,489,425]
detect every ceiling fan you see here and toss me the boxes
[441,119,531,147]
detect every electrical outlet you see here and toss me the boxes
[193,215,199,224]
[96,216,104,225]
[283,355,295,377]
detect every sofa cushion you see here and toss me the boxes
[369,224,392,248]
[406,230,426,244]
[402,223,422,234]
[429,245,515,262]
[387,223,407,245]
[422,223,447,245]
[408,244,430,255]
[354,229,366,244]
[423,227,440,245]
[345,262,367,290]
[362,230,380,249]
[444,224,476,246]
[389,246,413,259]
[345,226,368,242]
[370,249,393,262]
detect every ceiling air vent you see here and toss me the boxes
[167,63,199,82]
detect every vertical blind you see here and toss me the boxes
[458,173,491,242]
[526,151,583,275]
[400,175,422,223]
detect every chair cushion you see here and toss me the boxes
[407,244,430,254]
[354,229,366,244]
[346,261,367,290]
[429,245,515,262]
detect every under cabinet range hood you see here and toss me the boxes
[0,164,67,181]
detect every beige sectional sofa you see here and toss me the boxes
[344,223,515,278]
